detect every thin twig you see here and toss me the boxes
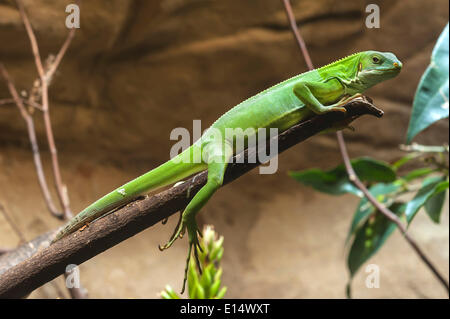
[45,26,76,85]
[0,98,15,106]
[0,63,63,219]
[0,97,44,111]
[282,0,314,70]
[281,0,449,295]
[23,98,45,112]
[15,0,45,79]
[400,143,449,154]
[16,0,73,220]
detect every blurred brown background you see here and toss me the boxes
[0,0,448,298]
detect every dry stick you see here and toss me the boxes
[24,99,44,112]
[45,27,76,85]
[0,64,63,219]
[13,0,86,298]
[0,98,382,298]
[282,0,314,70]
[16,0,72,220]
[0,98,15,106]
[0,97,43,111]
[281,0,449,295]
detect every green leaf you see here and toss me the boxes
[215,287,227,299]
[210,246,223,262]
[187,258,199,298]
[406,23,449,143]
[195,281,205,299]
[402,167,437,182]
[405,176,448,223]
[345,283,352,299]
[289,157,396,197]
[392,152,421,170]
[424,181,449,223]
[210,279,221,297]
[201,264,214,296]
[160,290,171,299]
[214,267,223,282]
[347,202,405,278]
[346,183,401,244]
[348,157,397,183]
[161,285,181,299]
[289,168,362,196]
[190,284,198,299]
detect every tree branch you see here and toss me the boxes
[0,98,382,298]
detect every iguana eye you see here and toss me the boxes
[372,56,381,63]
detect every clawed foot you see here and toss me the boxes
[338,93,364,106]
[158,215,203,294]
[181,226,203,294]
[329,93,364,113]
[329,106,347,113]
[158,217,185,251]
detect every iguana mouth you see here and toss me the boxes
[386,66,402,72]
[362,68,401,76]
[366,67,400,73]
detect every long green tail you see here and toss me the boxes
[52,146,206,242]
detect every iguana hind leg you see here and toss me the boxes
[159,139,233,293]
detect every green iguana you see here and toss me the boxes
[51,50,402,293]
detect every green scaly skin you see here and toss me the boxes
[51,51,402,293]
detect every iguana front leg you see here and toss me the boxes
[293,78,354,114]
[159,139,233,293]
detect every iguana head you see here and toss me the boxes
[357,51,402,87]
